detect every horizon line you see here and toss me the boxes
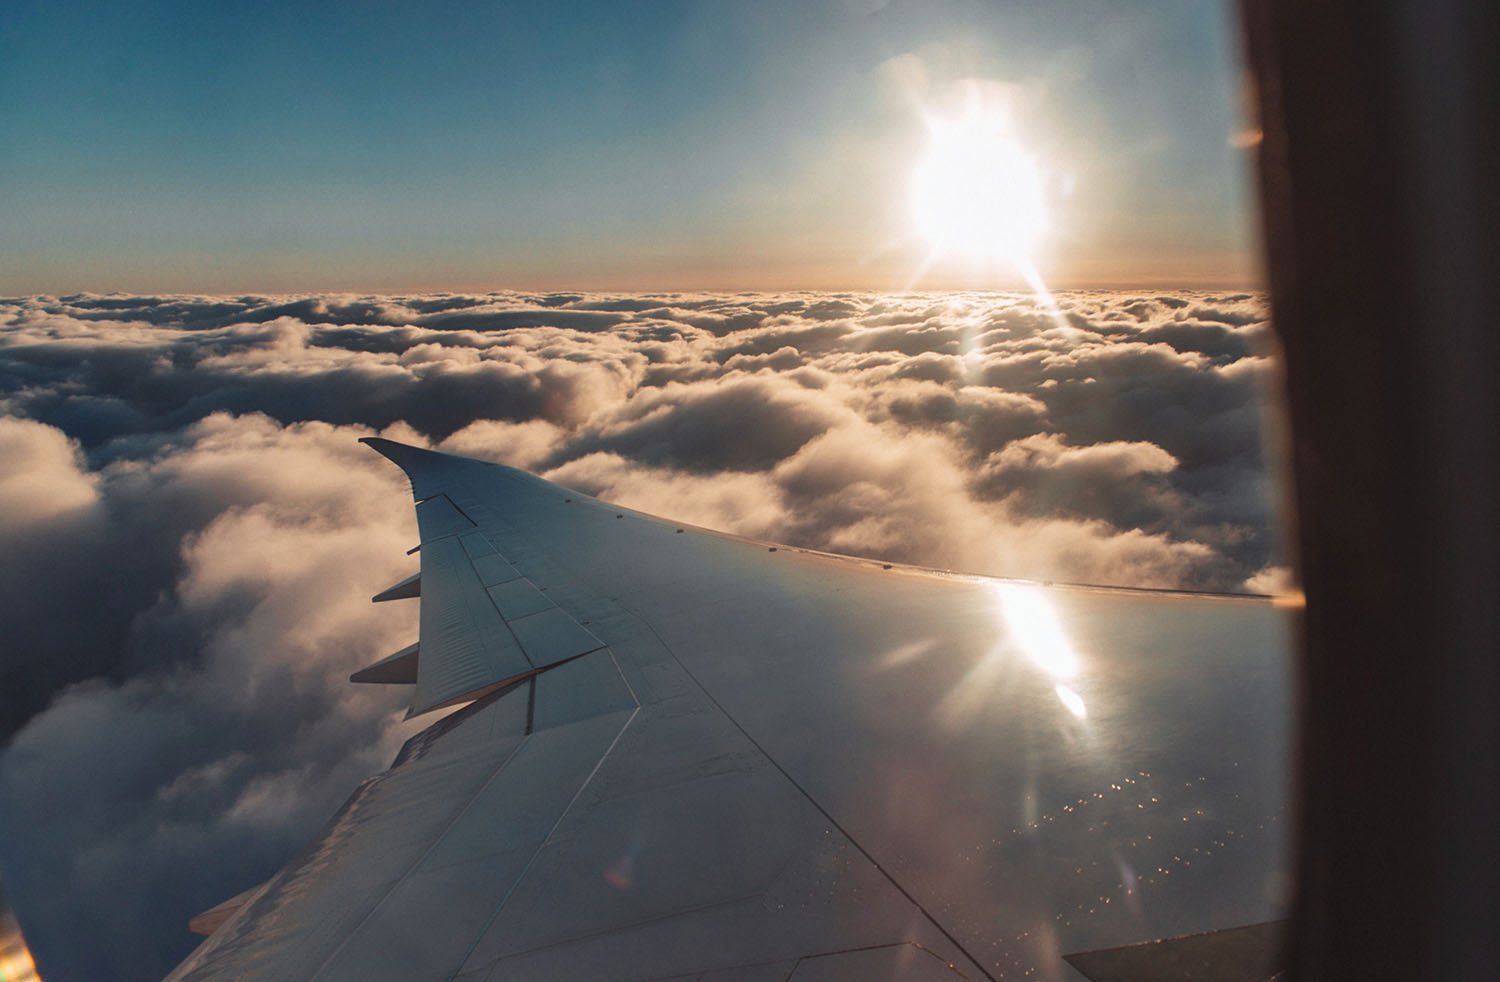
[4,280,1263,301]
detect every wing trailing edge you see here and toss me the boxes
[1063,921,1286,981]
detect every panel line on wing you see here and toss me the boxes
[458,531,498,559]
[466,892,769,967]
[525,675,536,735]
[789,941,969,979]
[446,705,642,980]
[404,518,610,717]
[451,531,606,667]
[304,718,537,982]
[412,535,532,715]
[415,494,477,543]
[622,612,999,982]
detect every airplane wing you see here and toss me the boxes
[166,439,1289,981]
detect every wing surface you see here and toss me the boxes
[168,439,1290,981]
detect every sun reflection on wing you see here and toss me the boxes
[995,583,1090,719]
[995,582,1080,681]
[1054,683,1088,719]
[934,583,1094,729]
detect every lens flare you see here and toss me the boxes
[0,900,40,982]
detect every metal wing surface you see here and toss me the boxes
[166,439,1289,982]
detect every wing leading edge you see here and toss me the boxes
[169,439,1289,981]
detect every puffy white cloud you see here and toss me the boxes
[1243,563,1296,595]
[0,417,100,525]
[0,413,421,981]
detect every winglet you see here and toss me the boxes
[359,436,433,467]
[360,440,441,479]
[359,437,469,501]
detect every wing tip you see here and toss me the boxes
[359,437,465,499]
[359,435,418,463]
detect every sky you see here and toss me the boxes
[1,0,1257,294]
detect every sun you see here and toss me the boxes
[911,106,1048,266]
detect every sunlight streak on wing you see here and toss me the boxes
[995,583,1081,680]
[1055,683,1088,719]
[995,582,1091,719]
[876,639,939,670]
[937,639,1009,730]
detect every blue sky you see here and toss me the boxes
[1,0,1257,293]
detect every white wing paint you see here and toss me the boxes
[166,439,1289,981]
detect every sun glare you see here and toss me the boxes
[996,583,1080,681]
[995,582,1091,719]
[911,107,1048,266]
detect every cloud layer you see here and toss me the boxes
[0,289,1282,979]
